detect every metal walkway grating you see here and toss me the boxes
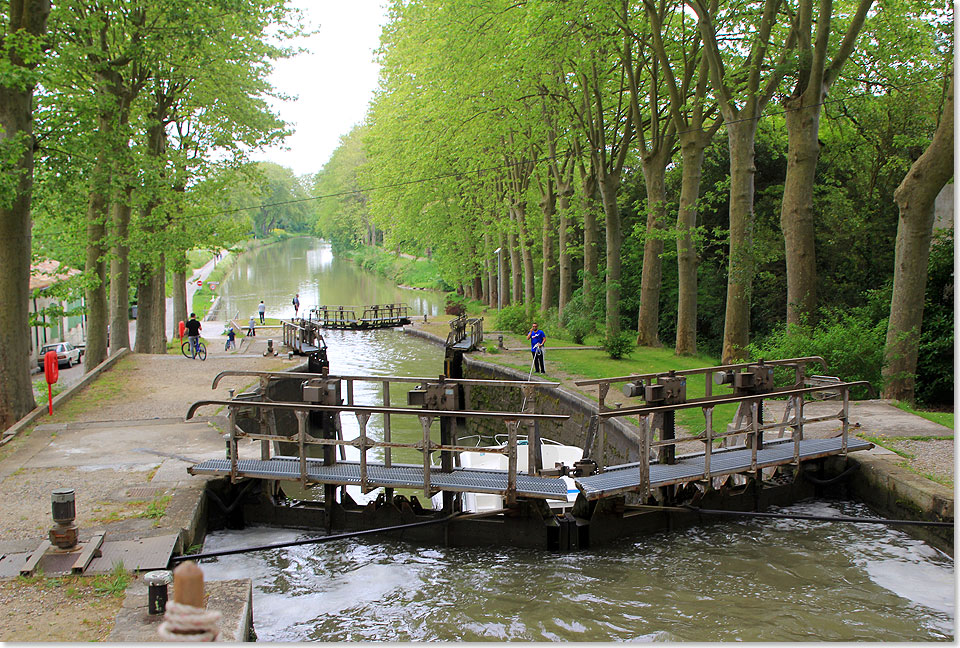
[190,457,569,500]
[575,437,873,500]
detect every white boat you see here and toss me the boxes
[434,435,583,513]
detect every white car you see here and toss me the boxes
[38,342,82,370]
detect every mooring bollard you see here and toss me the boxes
[144,570,172,615]
[157,561,221,641]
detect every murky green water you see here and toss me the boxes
[213,237,445,322]
[201,237,955,642]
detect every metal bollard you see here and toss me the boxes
[144,570,173,615]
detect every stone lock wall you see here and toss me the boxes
[462,357,643,467]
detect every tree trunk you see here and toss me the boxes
[540,181,556,313]
[507,229,521,306]
[84,155,110,370]
[636,148,672,346]
[581,171,600,306]
[485,231,497,308]
[172,255,188,336]
[108,197,132,350]
[721,120,759,363]
[780,96,820,328]
[513,204,536,305]
[597,171,622,337]
[557,183,574,320]
[0,0,49,427]
[496,231,507,308]
[134,254,167,354]
[675,135,707,355]
[882,78,953,401]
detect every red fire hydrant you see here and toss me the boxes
[43,350,59,415]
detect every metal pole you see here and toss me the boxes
[494,247,502,311]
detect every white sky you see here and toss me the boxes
[254,1,390,178]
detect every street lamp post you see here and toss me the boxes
[493,247,502,311]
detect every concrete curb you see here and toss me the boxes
[109,578,253,642]
[1,347,131,445]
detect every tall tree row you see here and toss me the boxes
[345,0,950,401]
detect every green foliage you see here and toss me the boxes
[560,292,596,345]
[747,308,886,399]
[346,246,449,290]
[603,331,636,360]
[444,292,466,316]
[914,230,953,406]
[890,401,954,430]
[494,304,532,335]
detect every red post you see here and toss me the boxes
[178,320,185,342]
[43,350,59,415]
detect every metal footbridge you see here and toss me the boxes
[191,457,570,501]
[187,359,872,510]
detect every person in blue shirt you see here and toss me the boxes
[527,322,546,373]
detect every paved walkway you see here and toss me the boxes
[0,339,292,552]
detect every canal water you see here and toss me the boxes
[212,236,445,323]
[198,237,955,642]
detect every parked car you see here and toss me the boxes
[38,342,82,370]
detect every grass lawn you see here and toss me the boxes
[891,401,954,430]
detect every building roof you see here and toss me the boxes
[30,259,81,291]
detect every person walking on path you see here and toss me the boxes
[247,315,256,336]
[293,293,300,317]
[527,322,546,373]
[225,326,236,351]
[258,300,266,324]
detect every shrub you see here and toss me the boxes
[445,292,466,316]
[915,230,953,406]
[603,331,636,359]
[566,317,593,345]
[747,308,886,399]
[494,304,531,335]
[560,292,596,344]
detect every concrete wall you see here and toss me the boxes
[463,356,643,466]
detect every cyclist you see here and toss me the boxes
[185,313,203,358]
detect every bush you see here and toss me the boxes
[445,292,466,316]
[560,292,596,344]
[915,230,953,406]
[603,331,636,359]
[747,309,886,399]
[494,304,531,335]
[566,317,593,345]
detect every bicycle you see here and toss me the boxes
[181,337,207,361]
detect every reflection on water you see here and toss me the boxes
[205,236,955,642]
[199,500,954,642]
[215,238,445,322]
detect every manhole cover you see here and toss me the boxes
[127,486,165,499]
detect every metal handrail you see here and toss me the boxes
[210,370,560,390]
[586,380,868,499]
[573,356,828,386]
[187,398,568,503]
